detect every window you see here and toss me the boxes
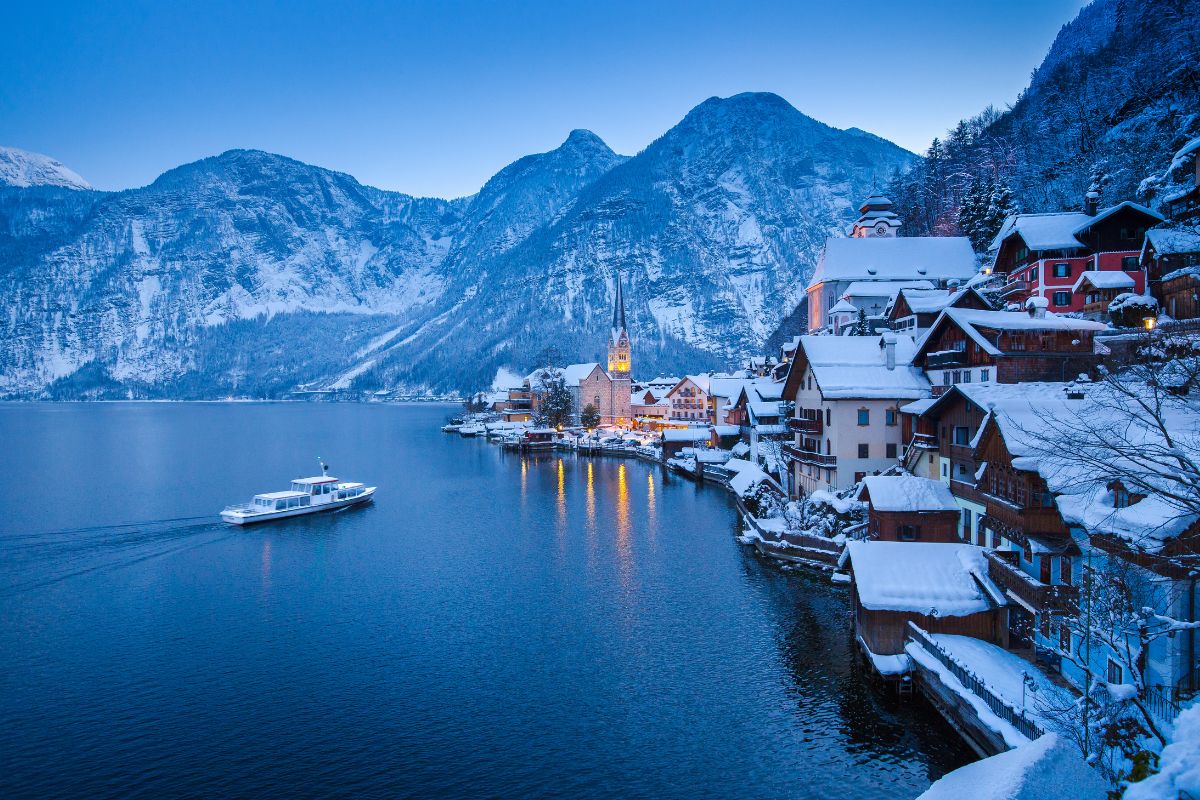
[897,524,919,541]
[825,439,831,455]
[1059,556,1072,586]
[1022,540,1033,562]
[961,508,972,538]
[886,442,898,459]
[952,370,961,384]
[980,368,990,383]
[857,408,869,426]
[1122,255,1139,271]
[1113,483,1131,508]
[943,372,952,387]
[961,370,972,384]
[1029,266,1039,282]
[857,443,869,459]
[957,463,969,477]
[1053,290,1071,306]
[1053,263,1070,278]
[1107,658,1123,685]
[885,409,897,426]
[954,426,970,445]
[825,408,831,426]
[1059,624,1072,654]
[854,471,866,483]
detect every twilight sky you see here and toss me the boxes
[1,0,1087,198]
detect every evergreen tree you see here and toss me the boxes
[580,403,601,430]
[849,307,870,336]
[958,175,991,251]
[536,369,574,428]
[980,181,1019,250]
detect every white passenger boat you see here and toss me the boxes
[221,463,376,525]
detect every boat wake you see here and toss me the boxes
[0,516,233,596]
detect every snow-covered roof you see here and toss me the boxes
[977,387,1200,552]
[525,363,601,388]
[917,733,1109,800]
[662,428,711,442]
[990,201,1163,251]
[842,280,934,298]
[845,541,1006,616]
[809,236,978,289]
[921,308,1106,358]
[895,287,956,315]
[798,334,930,400]
[293,475,339,484]
[828,298,858,314]
[1144,225,1200,257]
[256,490,310,500]
[726,459,771,497]
[860,475,959,513]
[1071,271,1135,292]
[708,377,749,400]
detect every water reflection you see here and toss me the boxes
[616,463,632,591]
[646,471,657,548]
[260,537,272,599]
[556,458,567,556]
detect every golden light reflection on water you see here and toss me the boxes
[520,457,527,504]
[556,458,567,553]
[586,461,596,560]
[646,471,657,547]
[616,463,632,584]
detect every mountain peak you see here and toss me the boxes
[0,145,91,190]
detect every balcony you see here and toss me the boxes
[985,550,1078,611]
[788,416,823,435]
[926,350,967,369]
[1000,279,1030,298]
[782,443,837,467]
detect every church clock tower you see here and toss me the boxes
[608,277,631,379]
[606,275,633,427]
[850,194,902,238]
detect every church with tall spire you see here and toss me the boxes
[577,273,633,427]
[608,276,631,379]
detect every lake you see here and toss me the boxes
[0,402,972,798]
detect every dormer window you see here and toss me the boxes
[1113,483,1131,509]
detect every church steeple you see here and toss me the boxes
[607,274,631,379]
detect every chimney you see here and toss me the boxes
[1084,190,1100,216]
[882,330,897,371]
[1026,295,1049,319]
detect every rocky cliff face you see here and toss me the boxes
[0,93,915,398]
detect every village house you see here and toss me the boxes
[971,392,1200,696]
[806,195,978,333]
[782,332,929,497]
[857,475,961,543]
[630,387,671,430]
[845,541,1008,671]
[883,285,992,337]
[730,378,787,463]
[990,197,1163,315]
[911,305,1106,393]
[665,375,713,423]
[899,382,1077,540]
[660,427,714,460]
[1144,228,1200,321]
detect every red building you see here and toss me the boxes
[991,199,1163,315]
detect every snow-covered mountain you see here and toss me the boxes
[0,146,91,190]
[0,93,915,398]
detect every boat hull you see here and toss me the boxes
[221,487,376,526]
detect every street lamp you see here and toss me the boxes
[1143,316,1157,331]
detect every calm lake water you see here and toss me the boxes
[0,402,972,798]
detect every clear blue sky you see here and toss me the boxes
[0,0,1087,198]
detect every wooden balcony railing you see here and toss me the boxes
[985,550,1078,611]
[782,443,837,466]
[1000,279,1030,297]
[926,350,968,369]
[788,416,822,434]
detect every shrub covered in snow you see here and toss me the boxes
[1108,293,1158,328]
[782,486,866,541]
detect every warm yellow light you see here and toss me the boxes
[1143,316,1156,331]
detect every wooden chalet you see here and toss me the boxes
[857,475,960,543]
[991,200,1163,313]
[884,286,991,335]
[845,541,1008,665]
[912,307,1106,395]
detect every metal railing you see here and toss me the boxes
[907,622,1045,742]
[1144,685,1182,725]
[782,443,837,466]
